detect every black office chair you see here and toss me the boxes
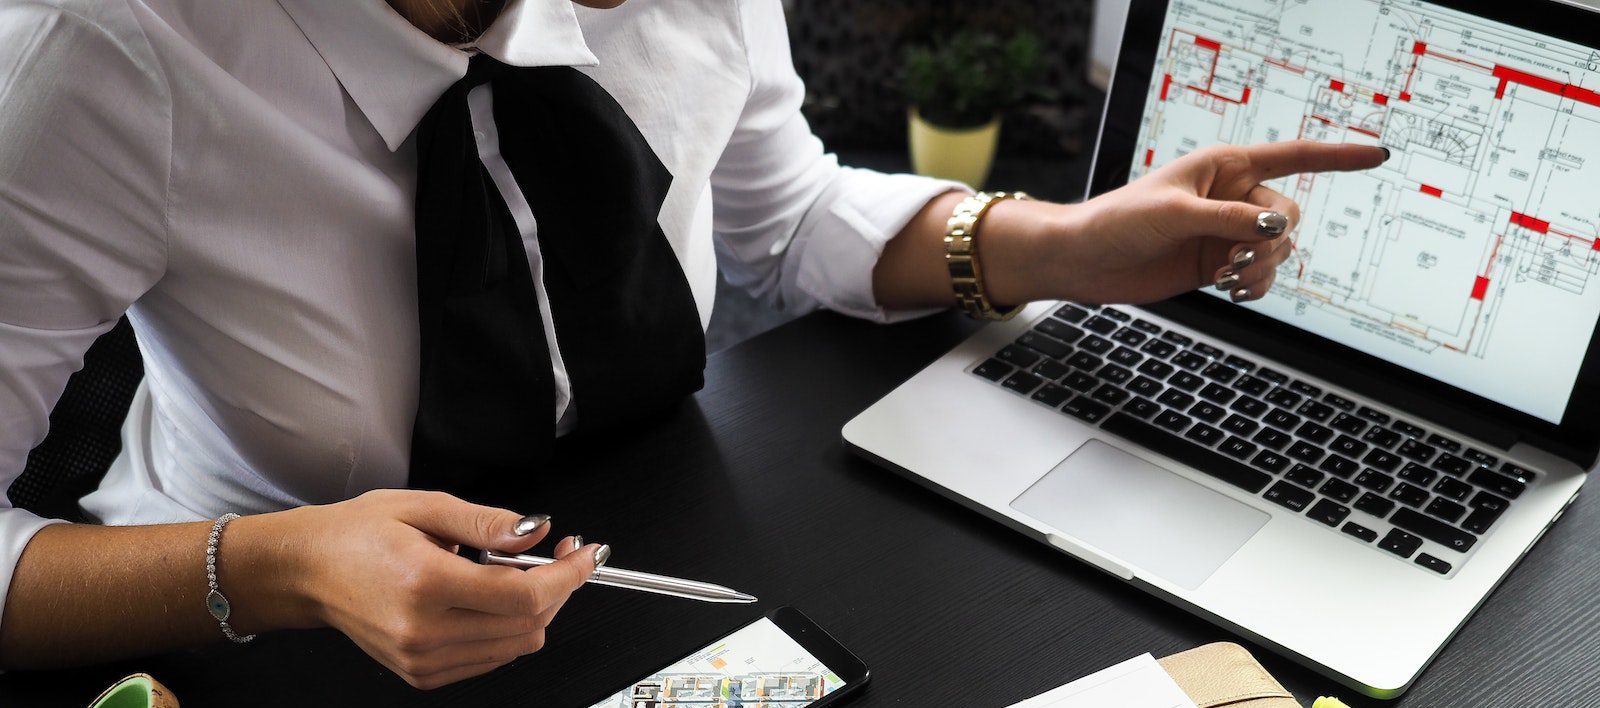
[7,317,144,522]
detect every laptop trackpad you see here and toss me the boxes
[1011,439,1269,590]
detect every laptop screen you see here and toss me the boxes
[1127,0,1600,424]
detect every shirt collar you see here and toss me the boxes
[275,0,600,152]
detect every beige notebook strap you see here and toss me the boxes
[1158,642,1300,708]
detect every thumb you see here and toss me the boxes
[400,492,551,554]
[1182,196,1295,243]
[528,540,605,618]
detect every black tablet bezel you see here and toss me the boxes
[1090,0,1600,467]
[767,606,871,700]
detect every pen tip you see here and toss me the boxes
[735,593,758,604]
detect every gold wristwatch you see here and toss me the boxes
[945,191,1030,321]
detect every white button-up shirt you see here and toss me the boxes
[0,0,958,625]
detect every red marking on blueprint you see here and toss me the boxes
[1495,79,1508,99]
[1510,211,1551,234]
[1313,115,1333,125]
[1413,41,1428,55]
[1194,36,1222,51]
[1349,126,1381,138]
[1563,84,1600,109]
[1329,79,1345,92]
[1420,184,1443,198]
[1144,149,1155,167]
[1471,276,1489,301]
[1493,65,1564,96]
[1593,237,1600,251]
[1161,74,1173,101]
[1373,93,1389,105]
[1240,86,1252,104]
[1400,91,1413,102]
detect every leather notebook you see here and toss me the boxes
[1159,642,1301,707]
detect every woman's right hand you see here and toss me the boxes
[230,489,602,689]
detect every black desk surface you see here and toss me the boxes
[5,311,1599,707]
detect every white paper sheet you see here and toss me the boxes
[1006,653,1200,708]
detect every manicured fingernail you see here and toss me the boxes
[593,544,611,568]
[1255,211,1288,237]
[1232,249,1256,269]
[1231,287,1251,303]
[1215,272,1240,291]
[571,535,583,552]
[1381,147,1392,162]
[513,515,550,536]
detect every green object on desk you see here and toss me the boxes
[1313,697,1352,708]
[89,673,179,708]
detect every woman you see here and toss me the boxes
[0,0,1385,690]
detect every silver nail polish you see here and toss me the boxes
[513,514,550,536]
[1215,272,1240,291]
[593,544,612,568]
[1232,249,1256,269]
[1231,287,1252,303]
[571,535,583,551]
[1256,211,1289,236]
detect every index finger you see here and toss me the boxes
[1240,141,1388,182]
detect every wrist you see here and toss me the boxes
[217,509,322,634]
[975,199,1085,306]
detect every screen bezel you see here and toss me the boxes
[1090,0,1600,468]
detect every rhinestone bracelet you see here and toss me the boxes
[205,513,256,644]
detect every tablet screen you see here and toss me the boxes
[587,617,847,707]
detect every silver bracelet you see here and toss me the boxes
[205,513,256,644]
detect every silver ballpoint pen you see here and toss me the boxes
[480,549,758,604]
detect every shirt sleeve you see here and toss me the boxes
[0,3,170,631]
[710,0,969,324]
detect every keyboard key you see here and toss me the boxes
[1082,315,1119,335]
[1342,522,1379,543]
[1321,478,1360,502]
[1289,380,1323,398]
[1201,363,1240,384]
[1168,371,1205,392]
[1130,318,1163,335]
[1221,414,1259,435]
[1185,423,1226,446]
[1357,406,1391,425]
[1219,436,1258,460]
[1286,441,1324,464]
[1398,463,1439,487]
[1465,448,1500,467]
[1157,389,1195,409]
[997,344,1040,368]
[1101,413,1272,493]
[1500,462,1536,483]
[1296,421,1334,444]
[1363,449,1403,472]
[1229,395,1268,418]
[1194,343,1225,359]
[1127,376,1163,398]
[1252,427,1292,451]
[1139,340,1179,359]
[1264,387,1302,408]
[1017,333,1070,359]
[1434,477,1473,502]
[1308,499,1351,527]
[1160,330,1193,347]
[1468,468,1525,499]
[1171,351,1208,371]
[1426,433,1461,452]
[1224,354,1256,372]
[973,358,1013,382]
[1264,481,1315,511]
[1053,304,1091,323]
[1397,439,1438,463]
[1298,400,1336,422]
[1002,371,1044,394]
[1153,410,1191,432]
[1469,490,1510,512]
[1110,328,1147,347]
[1251,450,1290,473]
[1389,482,1429,508]
[1199,383,1237,405]
[1035,318,1085,343]
[1354,492,1395,519]
[1391,508,1477,552]
[1031,384,1071,407]
[1323,392,1356,411]
[1091,384,1130,405]
[1066,351,1103,372]
[1137,359,1176,379]
[1354,468,1394,491]
[1189,400,1226,423]
[1079,335,1115,355]
[1362,426,1403,449]
[1379,528,1423,558]
[1329,413,1368,435]
[1096,363,1134,385]
[1255,367,1289,385]
[1062,370,1098,393]
[1232,375,1271,396]
[1285,464,1324,489]
[1461,505,1503,534]
[1099,307,1132,322]
[1263,408,1302,431]
[1392,420,1426,438]
[1062,397,1111,423]
[1425,497,1466,523]
[1433,454,1465,474]
[1330,434,1368,458]
[1123,396,1161,419]
[1415,553,1452,575]
[1034,359,1071,382]
[1319,454,1360,479]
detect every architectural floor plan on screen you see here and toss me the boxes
[1132,0,1600,421]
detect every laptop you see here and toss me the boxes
[844,0,1600,698]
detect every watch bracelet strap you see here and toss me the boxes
[206,513,256,644]
[945,191,1030,321]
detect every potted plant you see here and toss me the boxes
[904,29,1043,188]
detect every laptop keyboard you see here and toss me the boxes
[971,303,1538,577]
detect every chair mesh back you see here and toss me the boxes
[8,318,144,521]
